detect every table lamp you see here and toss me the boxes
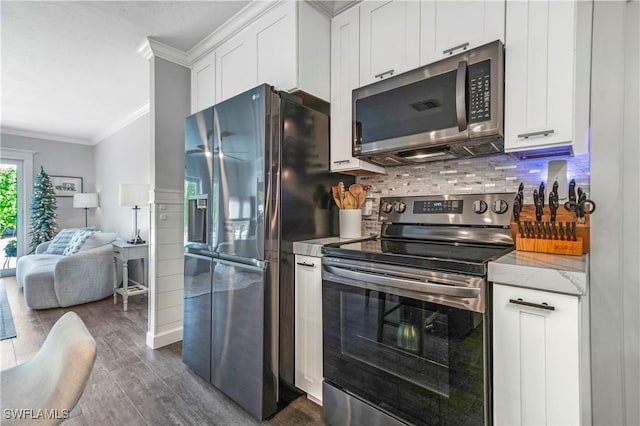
[119,184,149,244]
[73,193,99,227]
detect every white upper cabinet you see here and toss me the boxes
[330,5,385,174]
[191,50,216,114]
[359,1,420,86]
[254,1,330,100]
[504,0,591,156]
[420,0,505,65]
[215,30,257,103]
[195,1,329,105]
[255,2,297,95]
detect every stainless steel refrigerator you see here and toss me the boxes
[183,85,351,420]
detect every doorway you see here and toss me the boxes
[0,149,34,278]
[1,161,19,275]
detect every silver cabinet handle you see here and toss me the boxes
[517,129,555,139]
[374,69,395,79]
[456,60,468,132]
[296,262,315,267]
[333,160,351,165]
[509,298,555,311]
[324,264,480,299]
[443,42,470,56]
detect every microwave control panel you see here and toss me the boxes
[469,60,491,123]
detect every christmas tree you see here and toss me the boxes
[29,166,58,253]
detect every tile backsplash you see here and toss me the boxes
[356,153,591,236]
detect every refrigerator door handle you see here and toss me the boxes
[215,255,266,272]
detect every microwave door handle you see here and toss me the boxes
[456,60,468,132]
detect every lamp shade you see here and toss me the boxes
[119,184,149,207]
[73,193,99,209]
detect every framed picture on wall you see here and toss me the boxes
[50,176,83,197]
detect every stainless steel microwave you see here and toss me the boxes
[353,40,504,165]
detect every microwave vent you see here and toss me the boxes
[370,156,404,166]
[410,99,442,112]
[462,141,502,156]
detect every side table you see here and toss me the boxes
[112,241,148,311]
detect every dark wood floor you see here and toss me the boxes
[0,277,326,426]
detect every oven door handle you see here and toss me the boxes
[323,265,480,299]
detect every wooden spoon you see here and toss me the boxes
[344,192,357,209]
[349,184,364,208]
[331,185,343,209]
[338,182,346,206]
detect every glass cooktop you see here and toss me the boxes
[322,237,513,276]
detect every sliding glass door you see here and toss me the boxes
[1,149,33,278]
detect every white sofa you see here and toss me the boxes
[16,234,116,310]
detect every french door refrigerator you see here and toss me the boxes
[183,84,350,420]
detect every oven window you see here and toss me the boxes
[323,280,486,425]
[341,291,452,397]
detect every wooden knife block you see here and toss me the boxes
[510,204,590,255]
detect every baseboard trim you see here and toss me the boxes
[146,326,183,349]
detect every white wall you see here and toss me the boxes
[0,133,95,230]
[147,56,190,349]
[590,1,640,424]
[94,113,151,240]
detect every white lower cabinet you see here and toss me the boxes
[294,255,323,404]
[493,283,581,425]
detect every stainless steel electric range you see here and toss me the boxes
[321,193,515,426]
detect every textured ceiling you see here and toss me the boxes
[1,1,251,144]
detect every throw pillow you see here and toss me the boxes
[62,230,94,256]
[79,232,118,251]
[44,227,96,255]
[44,229,80,255]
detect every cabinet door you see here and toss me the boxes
[504,0,576,153]
[254,2,297,93]
[420,0,505,65]
[215,30,257,103]
[294,255,323,404]
[330,6,385,174]
[359,0,420,86]
[191,50,216,113]
[493,284,580,425]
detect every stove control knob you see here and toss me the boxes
[394,202,407,213]
[381,201,394,214]
[472,200,488,214]
[491,199,509,214]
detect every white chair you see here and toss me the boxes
[0,312,97,425]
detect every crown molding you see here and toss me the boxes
[138,38,190,68]
[307,0,334,17]
[0,127,92,145]
[187,0,281,64]
[310,0,360,17]
[93,102,150,145]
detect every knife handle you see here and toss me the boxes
[569,179,577,202]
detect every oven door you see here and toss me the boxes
[322,258,488,426]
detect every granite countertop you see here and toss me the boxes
[488,251,589,296]
[292,236,360,257]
